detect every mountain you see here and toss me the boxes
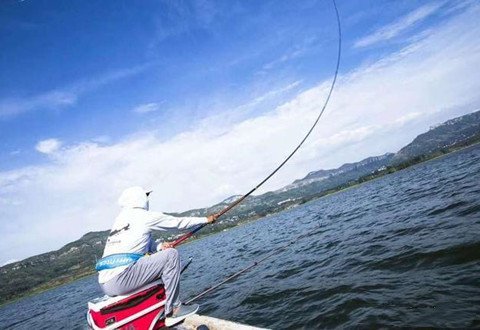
[286,153,394,191]
[0,231,107,304]
[1,110,480,305]
[393,110,480,164]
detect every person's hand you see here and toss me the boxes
[207,213,219,223]
[160,242,174,250]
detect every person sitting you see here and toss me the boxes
[96,186,217,326]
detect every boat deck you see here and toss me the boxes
[175,314,269,330]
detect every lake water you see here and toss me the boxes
[1,145,480,329]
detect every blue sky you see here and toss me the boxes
[1,0,340,168]
[1,0,480,264]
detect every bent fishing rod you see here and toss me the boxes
[172,0,342,248]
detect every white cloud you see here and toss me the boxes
[35,138,62,154]
[395,112,423,126]
[1,3,480,264]
[354,3,443,48]
[133,102,161,114]
[0,65,149,119]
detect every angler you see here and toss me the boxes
[87,1,341,328]
[95,186,217,327]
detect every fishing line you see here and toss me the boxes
[172,0,342,248]
[185,225,323,304]
[183,0,342,303]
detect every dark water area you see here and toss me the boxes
[1,145,480,329]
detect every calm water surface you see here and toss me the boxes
[1,145,480,329]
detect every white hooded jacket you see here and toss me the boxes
[98,186,208,284]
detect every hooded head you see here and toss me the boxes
[118,186,152,210]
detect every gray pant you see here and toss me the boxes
[101,248,181,315]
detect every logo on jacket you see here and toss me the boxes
[109,224,130,237]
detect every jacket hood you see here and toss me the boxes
[118,186,150,209]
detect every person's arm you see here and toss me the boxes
[146,212,217,231]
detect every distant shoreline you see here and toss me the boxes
[0,271,94,308]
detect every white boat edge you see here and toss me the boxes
[176,313,270,330]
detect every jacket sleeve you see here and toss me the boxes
[146,211,208,231]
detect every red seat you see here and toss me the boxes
[87,280,166,330]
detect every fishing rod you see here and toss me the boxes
[172,0,341,248]
[180,257,193,274]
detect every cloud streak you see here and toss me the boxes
[354,2,443,48]
[0,90,77,118]
[133,102,161,114]
[0,65,149,119]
